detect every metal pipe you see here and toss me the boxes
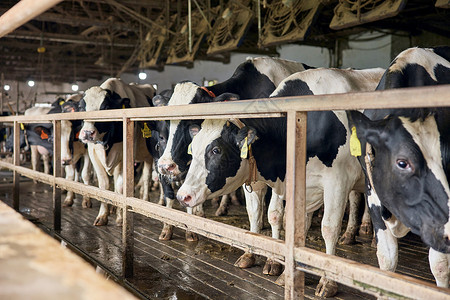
[0,0,63,38]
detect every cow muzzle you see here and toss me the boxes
[61,159,72,166]
[80,129,96,143]
[158,159,180,177]
[176,191,194,207]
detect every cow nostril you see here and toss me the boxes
[167,163,176,172]
[184,195,192,203]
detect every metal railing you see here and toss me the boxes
[1,84,449,299]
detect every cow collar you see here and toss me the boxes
[201,86,216,98]
[229,118,258,192]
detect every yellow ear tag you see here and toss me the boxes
[350,126,362,157]
[59,100,65,105]
[20,123,25,131]
[141,122,152,138]
[240,137,248,159]
[187,142,192,155]
[122,104,126,109]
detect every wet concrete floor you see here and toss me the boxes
[0,170,436,299]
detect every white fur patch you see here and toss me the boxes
[400,116,450,239]
[252,56,307,86]
[83,86,106,112]
[389,47,450,81]
[168,81,201,106]
[61,120,73,161]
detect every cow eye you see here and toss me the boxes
[396,159,411,171]
[212,147,221,155]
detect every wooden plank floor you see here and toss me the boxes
[0,171,439,299]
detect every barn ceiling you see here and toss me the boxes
[0,0,449,84]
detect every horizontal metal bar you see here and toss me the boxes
[294,247,449,299]
[0,85,448,122]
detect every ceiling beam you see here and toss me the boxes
[4,30,138,47]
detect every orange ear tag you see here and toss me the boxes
[41,131,49,140]
[75,131,80,139]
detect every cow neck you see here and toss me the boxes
[229,118,258,191]
[365,142,376,194]
[201,86,216,98]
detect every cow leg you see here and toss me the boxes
[230,190,240,206]
[263,191,284,276]
[234,182,266,269]
[42,154,50,175]
[157,182,165,205]
[63,164,76,207]
[139,161,151,202]
[315,183,349,298]
[359,200,373,235]
[113,163,124,226]
[30,145,39,183]
[151,166,159,191]
[339,191,360,245]
[89,146,110,226]
[215,194,229,216]
[80,154,92,208]
[159,177,175,240]
[428,248,450,288]
[185,206,202,242]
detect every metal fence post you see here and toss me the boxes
[284,111,307,299]
[12,121,20,211]
[122,117,134,278]
[53,120,61,231]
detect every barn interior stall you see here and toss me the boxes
[0,1,449,300]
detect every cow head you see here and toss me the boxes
[176,119,254,207]
[5,128,27,152]
[79,86,130,145]
[347,110,450,253]
[154,81,239,180]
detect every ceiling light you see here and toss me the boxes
[4,84,10,91]
[71,84,79,92]
[27,80,35,87]
[138,72,147,80]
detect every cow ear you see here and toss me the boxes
[189,124,201,138]
[152,95,169,107]
[121,98,131,108]
[346,110,382,148]
[213,93,240,102]
[235,126,258,150]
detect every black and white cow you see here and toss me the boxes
[154,57,312,241]
[176,67,385,297]
[59,95,93,208]
[347,46,450,288]
[79,78,155,226]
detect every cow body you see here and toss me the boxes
[60,97,92,208]
[347,47,450,287]
[177,67,385,297]
[79,78,155,226]
[154,57,310,242]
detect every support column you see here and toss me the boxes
[12,121,20,211]
[53,120,61,231]
[284,111,307,299]
[122,117,134,278]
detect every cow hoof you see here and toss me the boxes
[185,231,198,242]
[63,199,74,207]
[274,272,285,286]
[359,221,373,235]
[234,253,255,269]
[211,197,220,208]
[214,205,228,216]
[338,232,356,245]
[159,224,173,241]
[94,216,108,226]
[82,198,92,208]
[263,259,283,276]
[315,277,338,298]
